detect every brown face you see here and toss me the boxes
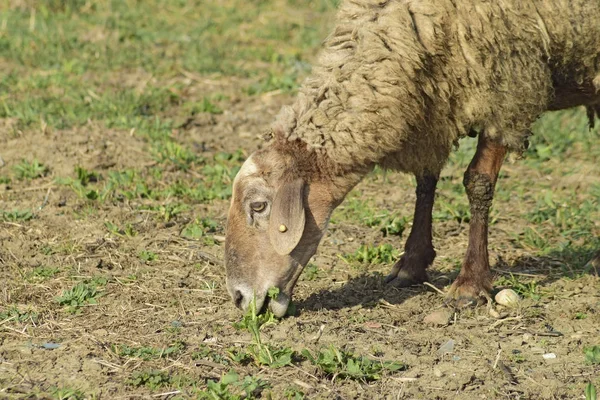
[224,148,334,317]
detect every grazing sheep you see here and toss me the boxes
[225,0,600,317]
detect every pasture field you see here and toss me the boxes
[0,1,599,399]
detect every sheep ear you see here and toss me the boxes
[269,179,305,255]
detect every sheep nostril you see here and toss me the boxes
[233,290,244,309]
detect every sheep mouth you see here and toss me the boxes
[265,291,291,318]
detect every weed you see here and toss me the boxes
[302,263,320,281]
[192,344,231,366]
[51,387,86,400]
[185,97,223,115]
[284,387,306,400]
[105,221,137,238]
[0,176,11,184]
[0,306,39,324]
[139,250,158,262]
[343,244,399,265]
[181,218,219,240]
[26,266,60,282]
[13,159,48,180]
[575,312,588,320]
[153,141,199,171]
[128,370,172,391]
[586,382,597,400]
[302,345,405,382]
[199,370,269,400]
[112,341,186,361]
[1,209,33,222]
[584,346,600,365]
[232,296,294,368]
[56,283,100,313]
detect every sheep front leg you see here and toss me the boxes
[385,173,438,286]
[447,135,507,307]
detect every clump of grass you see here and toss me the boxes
[128,370,172,391]
[13,159,48,180]
[199,370,269,400]
[231,293,295,368]
[584,346,600,365]
[0,306,39,324]
[112,341,185,361]
[105,221,137,238]
[51,386,86,400]
[302,345,405,382]
[181,217,219,240]
[343,244,399,265]
[55,282,100,313]
[1,209,33,222]
[585,382,597,400]
[139,249,158,262]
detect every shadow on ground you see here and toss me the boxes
[297,244,599,313]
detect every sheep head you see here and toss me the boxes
[224,147,336,317]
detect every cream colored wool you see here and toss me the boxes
[271,0,600,177]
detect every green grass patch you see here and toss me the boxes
[584,346,600,365]
[199,370,269,400]
[302,345,405,382]
[0,306,39,324]
[342,244,400,266]
[112,341,186,361]
[1,209,34,222]
[56,282,101,313]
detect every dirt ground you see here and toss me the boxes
[1,2,600,400]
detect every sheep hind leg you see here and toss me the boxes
[385,173,438,287]
[446,135,507,308]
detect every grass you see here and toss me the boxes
[13,159,49,180]
[302,345,405,382]
[113,341,186,361]
[0,306,39,324]
[341,244,400,266]
[55,282,101,313]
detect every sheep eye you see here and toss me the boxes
[250,201,267,213]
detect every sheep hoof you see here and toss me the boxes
[384,261,428,287]
[445,279,491,309]
[384,251,433,287]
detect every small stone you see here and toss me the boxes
[279,224,287,233]
[530,346,545,354]
[42,342,61,350]
[489,308,501,319]
[424,309,452,326]
[438,339,455,355]
[495,289,520,308]
[542,353,557,359]
[433,368,444,378]
[522,333,533,342]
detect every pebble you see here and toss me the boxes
[523,333,533,342]
[542,353,557,359]
[438,339,455,355]
[495,289,521,308]
[433,368,444,378]
[530,346,545,354]
[424,309,452,326]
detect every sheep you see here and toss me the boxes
[224,0,600,317]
